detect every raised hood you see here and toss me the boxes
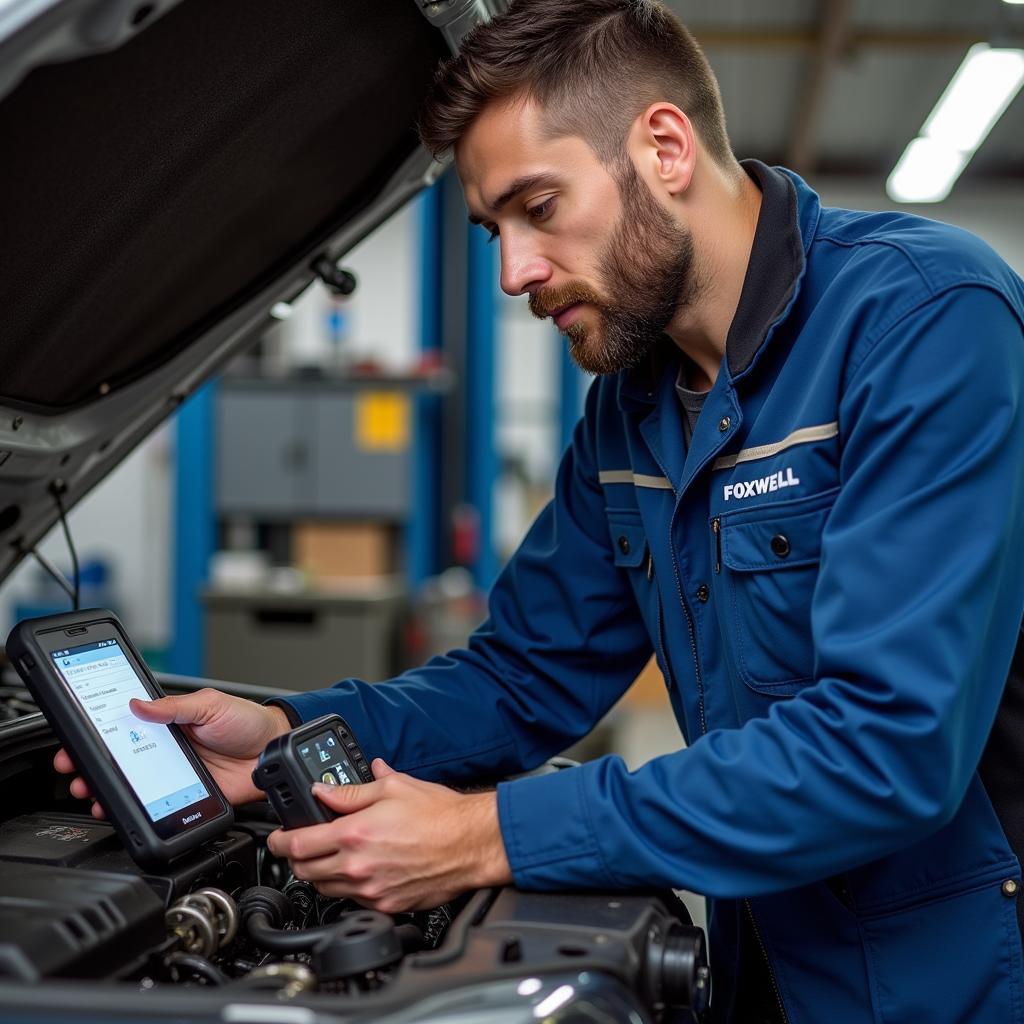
[0,0,505,584]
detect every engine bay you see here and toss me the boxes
[0,676,710,1023]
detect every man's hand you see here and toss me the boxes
[53,688,293,818]
[266,759,513,913]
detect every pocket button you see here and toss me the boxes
[696,584,710,603]
[770,534,791,558]
[1002,879,1019,898]
[618,536,631,555]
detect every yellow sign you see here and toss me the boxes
[354,392,410,453]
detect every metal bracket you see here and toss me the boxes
[413,0,510,56]
[312,256,357,297]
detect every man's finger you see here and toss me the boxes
[54,748,76,774]
[268,816,358,861]
[287,850,346,883]
[130,693,208,726]
[371,758,397,780]
[69,777,92,800]
[312,779,382,815]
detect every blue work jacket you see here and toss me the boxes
[281,162,1024,1023]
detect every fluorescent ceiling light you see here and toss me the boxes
[887,138,970,203]
[1003,1,1024,6]
[887,44,1024,203]
[924,45,1024,151]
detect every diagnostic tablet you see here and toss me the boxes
[7,610,232,868]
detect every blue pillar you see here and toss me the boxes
[559,336,585,454]
[465,224,499,589]
[170,381,216,676]
[406,183,445,589]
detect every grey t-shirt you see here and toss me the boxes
[675,364,709,446]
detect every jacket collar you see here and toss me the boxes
[725,159,809,379]
[619,160,819,409]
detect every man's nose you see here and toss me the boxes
[499,236,551,297]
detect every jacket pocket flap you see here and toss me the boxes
[722,502,830,572]
[606,513,647,569]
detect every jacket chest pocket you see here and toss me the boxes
[714,487,837,694]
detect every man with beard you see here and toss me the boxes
[57,1,1024,1020]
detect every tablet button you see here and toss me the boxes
[19,655,35,671]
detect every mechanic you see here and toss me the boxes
[57,1,1024,1020]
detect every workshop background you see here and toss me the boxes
[2,0,1023,774]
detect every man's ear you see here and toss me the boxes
[633,102,696,196]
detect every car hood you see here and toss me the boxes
[0,0,504,584]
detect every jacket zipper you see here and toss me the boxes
[712,517,722,574]
[745,899,789,1023]
[651,562,677,695]
[640,447,709,736]
[670,510,708,736]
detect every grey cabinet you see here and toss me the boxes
[216,381,410,519]
[313,394,409,517]
[203,584,406,688]
[216,390,313,515]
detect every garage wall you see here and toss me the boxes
[0,430,173,653]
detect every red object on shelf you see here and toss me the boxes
[452,504,480,567]
[416,350,444,373]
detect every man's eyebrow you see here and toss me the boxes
[467,173,561,224]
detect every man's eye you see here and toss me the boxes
[528,197,556,221]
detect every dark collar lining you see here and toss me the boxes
[726,160,805,379]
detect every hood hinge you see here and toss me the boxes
[413,0,510,55]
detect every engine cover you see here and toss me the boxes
[0,862,164,981]
[0,812,258,905]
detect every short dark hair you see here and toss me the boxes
[418,0,736,169]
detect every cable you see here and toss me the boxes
[164,952,229,986]
[25,546,75,603]
[50,482,79,611]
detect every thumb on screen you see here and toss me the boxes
[312,779,379,814]
[130,694,194,725]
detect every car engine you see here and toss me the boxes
[0,674,710,1023]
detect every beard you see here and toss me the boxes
[529,158,701,376]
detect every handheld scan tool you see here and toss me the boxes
[253,714,373,829]
[7,610,233,867]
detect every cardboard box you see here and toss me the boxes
[624,655,671,709]
[293,521,394,580]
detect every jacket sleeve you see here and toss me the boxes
[499,285,1024,896]
[274,380,653,783]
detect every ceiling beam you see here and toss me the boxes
[786,0,853,175]
[691,28,1019,51]
[743,153,1024,180]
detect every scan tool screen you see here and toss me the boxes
[298,727,359,787]
[52,640,210,822]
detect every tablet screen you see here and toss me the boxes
[52,639,210,823]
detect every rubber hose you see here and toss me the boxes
[245,910,344,953]
[165,951,229,986]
